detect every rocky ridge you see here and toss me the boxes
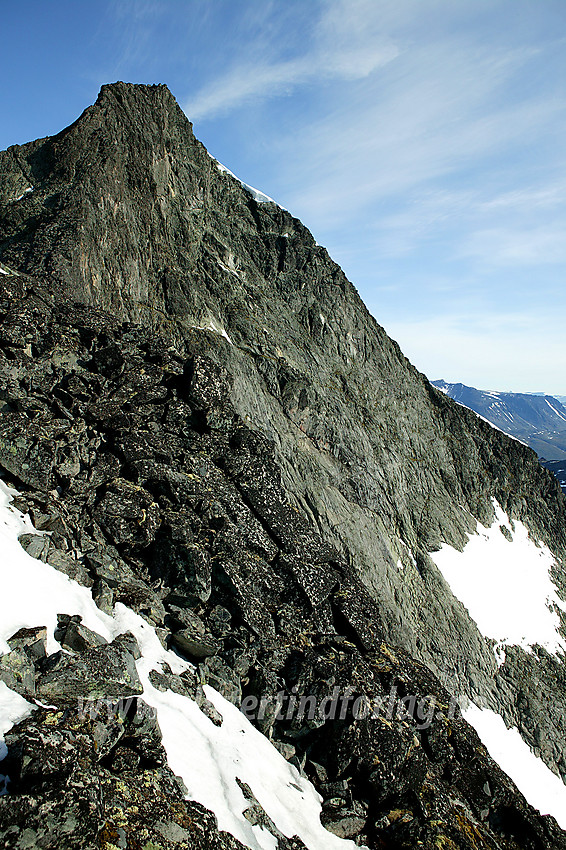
[0,83,565,848]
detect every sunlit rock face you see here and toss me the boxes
[0,83,566,848]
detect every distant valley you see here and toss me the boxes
[432,380,566,493]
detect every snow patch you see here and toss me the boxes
[0,683,33,796]
[0,480,354,849]
[464,703,566,829]
[430,499,566,659]
[0,481,114,656]
[545,399,566,423]
[192,318,233,345]
[0,267,9,276]
[399,540,417,569]
[0,683,34,760]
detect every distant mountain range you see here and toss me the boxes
[432,380,566,492]
[527,393,566,405]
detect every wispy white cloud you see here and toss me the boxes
[183,0,399,120]
[458,223,566,266]
[367,174,566,265]
[179,0,566,392]
[94,0,168,79]
[480,184,566,212]
[279,43,565,226]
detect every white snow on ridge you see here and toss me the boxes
[192,318,233,345]
[453,400,527,445]
[0,480,354,850]
[464,703,566,829]
[212,157,280,206]
[0,267,9,276]
[430,499,566,659]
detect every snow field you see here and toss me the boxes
[464,703,566,829]
[430,499,566,657]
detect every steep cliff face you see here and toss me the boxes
[0,83,566,848]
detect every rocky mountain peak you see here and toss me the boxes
[1,86,566,848]
[0,81,306,328]
[88,81,196,154]
[96,80,183,110]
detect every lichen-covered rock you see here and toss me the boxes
[0,702,247,850]
[37,637,143,705]
[94,479,161,549]
[0,649,36,698]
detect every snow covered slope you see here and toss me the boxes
[463,703,566,829]
[2,478,566,836]
[430,499,566,660]
[0,480,354,850]
[429,499,566,826]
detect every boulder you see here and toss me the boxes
[37,638,142,705]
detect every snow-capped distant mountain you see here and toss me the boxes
[432,380,566,463]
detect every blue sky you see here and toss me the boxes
[2,0,565,392]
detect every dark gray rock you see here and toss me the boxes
[94,478,161,549]
[322,813,366,839]
[92,578,114,614]
[54,614,107,653]
[208,605,232,637]
[167,605,206,634]
[18,533,49,561]
[236,778,308,849]
[200,656,241,706]
[47,548,93,586]
[0,701,246,849]
[113,630,142,660]
[37,637,142,704]
[7,627,47,663]
[171,629,219,661]
[148,664,199,700]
